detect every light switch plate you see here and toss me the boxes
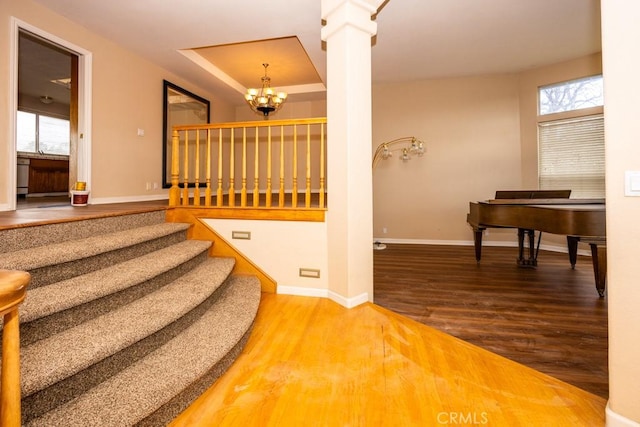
[625,171,640,196]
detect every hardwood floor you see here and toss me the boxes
[172,294,605,426]
[373,243,609,399]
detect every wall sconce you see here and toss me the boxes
[372,136,425,168]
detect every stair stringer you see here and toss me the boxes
[165,208,277,293]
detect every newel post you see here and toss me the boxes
[169,129,180,206]
[0,269,30,427]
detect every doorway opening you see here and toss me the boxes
[17,30,76,209]
[9,18,92,211]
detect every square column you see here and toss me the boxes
[321,0,384,306]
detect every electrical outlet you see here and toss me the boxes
[145,182,151,191]
[382,227,388,234]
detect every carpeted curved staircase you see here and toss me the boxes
[0,210,261,426]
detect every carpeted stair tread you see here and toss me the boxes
[20,239,213,323]
[0,210,167,254]
[0,222,190,271]
[25,275,261,427]
[20,257,236,397]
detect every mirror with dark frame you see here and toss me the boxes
[162,80,210,188]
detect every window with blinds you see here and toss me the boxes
[538,114,604,198]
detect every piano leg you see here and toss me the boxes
[517,228,537,267]
[567,236,579,269]
[473,227,485,263]
[587,239,607,298]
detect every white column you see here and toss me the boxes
[321,0,383,307]
[601,1,640,425]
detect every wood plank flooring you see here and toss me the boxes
[172,293,605,426]
[373,243,609,399]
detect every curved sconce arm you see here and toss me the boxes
[372,136,426,169]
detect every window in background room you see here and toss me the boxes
[537,75,604,199]
[539,75,603,115]
[17,110,70,156]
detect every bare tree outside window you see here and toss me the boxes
[539,75,603,115]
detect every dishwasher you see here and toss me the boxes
[17,157,29,195]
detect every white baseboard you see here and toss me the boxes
[328,290,369,308]
[0,203,12,212]
[371,238,591,257]
[606,402,640,427]
[277,285,369,309]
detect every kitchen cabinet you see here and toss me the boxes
[28,158,69,194]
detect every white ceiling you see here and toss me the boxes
[28,0,602,106]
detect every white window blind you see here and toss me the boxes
[538,114,604,198]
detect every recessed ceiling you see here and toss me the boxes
[191,36,322,89]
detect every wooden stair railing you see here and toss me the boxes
[168,118,327,210]
[0,270,30,427]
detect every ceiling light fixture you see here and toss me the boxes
[245,63,287,118]
[40,96,54,104]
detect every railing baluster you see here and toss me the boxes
[241,127,247,207]
[182,130,189,206]
[320,123,326,208]
[292,125,298,208]
[193,130,201,206]
[253,127,260,207]
[306,124,311,208]
[229,128,235,207]
[205,129,212,207]
[266,126,272,208]
[216,129,223,207]
[279,126,285,208]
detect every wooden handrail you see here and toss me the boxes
[169,117,327,210]
[0,270,30,427]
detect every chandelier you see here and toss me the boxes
[372,136,425,169]
[245,63,288,118]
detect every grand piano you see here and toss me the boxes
[467,190,607,297]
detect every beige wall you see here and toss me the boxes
[0,0,232,207]
[372,75,521,243]
[601,0,640,423]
